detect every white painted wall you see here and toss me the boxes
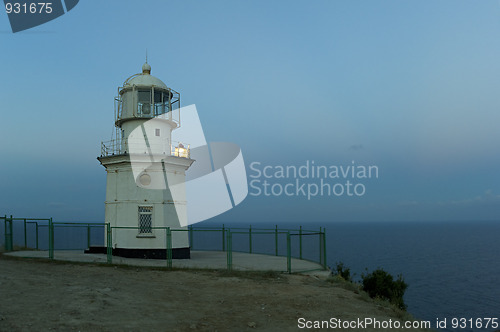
[101,155,193,249]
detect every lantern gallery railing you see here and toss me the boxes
[100,139,190,158]
[100,138,122,156]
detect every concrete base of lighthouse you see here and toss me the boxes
[85,246,190,259]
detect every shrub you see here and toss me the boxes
[332,261,352,282]
[361,268,408,310]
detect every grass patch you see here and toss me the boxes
[327,274,361,294]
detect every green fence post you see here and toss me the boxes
[222,224,225,252]
[2,215,5,252]
[23,218,27,248]
[48,218,54,259]
[3,217,5,252]
[299,225,303,260]
[226,230,232,271]
[3,215,8,252]
[35,222,39,250]
[275,225,278,256]
[319,227,323,265]
[249,225,252,254]
[9,216,13,251]
[322,228,327,269]
[166,227,172,269]
[286,231,291,274]
[5,215,13,252]
[106,223,112,264]
[189,225,193,249]
[87,224,91,249]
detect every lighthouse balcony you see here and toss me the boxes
[114,88,181,127]
[100,138,190,158]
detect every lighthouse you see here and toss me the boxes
[97,62,194,259]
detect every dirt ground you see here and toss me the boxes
[0,255,430,332]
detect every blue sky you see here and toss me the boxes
[1,1,499,223]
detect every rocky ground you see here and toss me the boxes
[0,255,431,331]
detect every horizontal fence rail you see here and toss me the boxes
[1,215,327,273]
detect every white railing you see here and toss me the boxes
[101,138,122,157]
[101,139,190,159]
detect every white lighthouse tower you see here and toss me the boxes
[97,62,194,259]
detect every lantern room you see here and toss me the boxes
[116,63,180,125]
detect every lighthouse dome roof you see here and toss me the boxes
[123,63,168,90]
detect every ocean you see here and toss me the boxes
[2,219,499,331]
[308,221,500,332]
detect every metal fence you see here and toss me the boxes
[1,215,327,273]
[0,216,104,253]
[188,225,327,272]
[1,215,52,251]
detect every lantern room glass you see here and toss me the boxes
[138,90,151,116]
[137,89,172,117]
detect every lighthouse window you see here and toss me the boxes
[138,206,153,234]
[138,90,152,116]
[154,91,162,115]
[154,91,171,115]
